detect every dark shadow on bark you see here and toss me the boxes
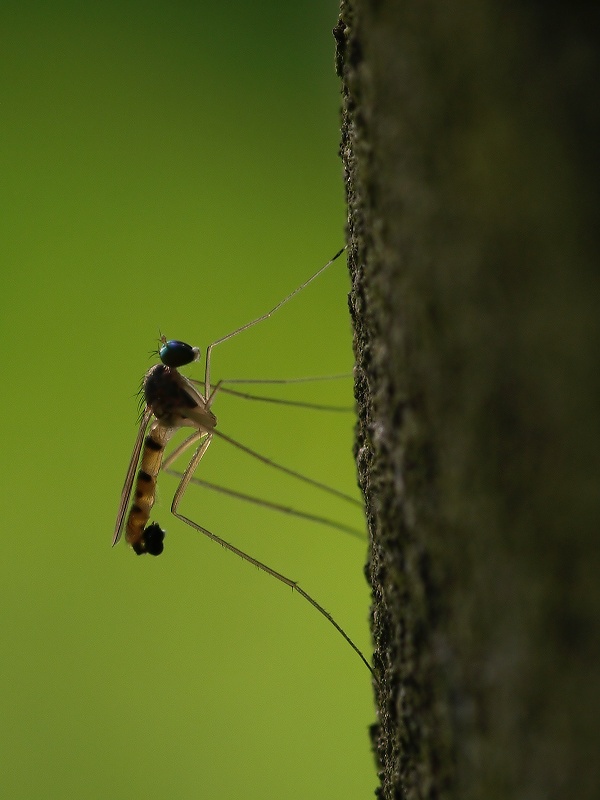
[335,3,600,798]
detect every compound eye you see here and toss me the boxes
[159,340,200,368]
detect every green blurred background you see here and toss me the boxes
[1,2,376,798]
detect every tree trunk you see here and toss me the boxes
[335,3,600,798]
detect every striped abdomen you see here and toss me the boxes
[126,420,174,555]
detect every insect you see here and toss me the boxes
[112,247,375,678]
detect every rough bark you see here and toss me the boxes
[335,3,600,798]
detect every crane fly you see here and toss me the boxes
[112,246,376,679]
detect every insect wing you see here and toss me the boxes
[112,406,153,546]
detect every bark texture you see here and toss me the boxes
[335,3,600,798]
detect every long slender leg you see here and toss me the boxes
[203,247,347,397]
[195,372,353,411]
[162,430,208,471]
[162,432,365,540]
[210,373,353,384]
[212,428,362,507]
[205,378,353,413]
[162,426,361,508]
[165,470,365,539]
[170,435,376,680]
[207,383,353,413]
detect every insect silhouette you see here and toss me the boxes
[112,247,375,678]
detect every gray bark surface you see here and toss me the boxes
[335,4,600,798]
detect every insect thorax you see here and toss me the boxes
[144,364,203,425]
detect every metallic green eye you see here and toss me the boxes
[159,340,199,368]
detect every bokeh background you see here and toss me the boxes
[1,2,376,798]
